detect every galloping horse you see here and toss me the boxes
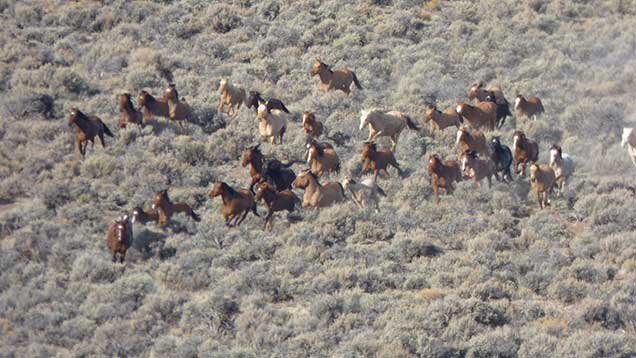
[209,181,259,227]
[310,59,362,95]
[118,93,144,129]
[152,189,200,227]
[359,109,419,152]
[68,107,114,157]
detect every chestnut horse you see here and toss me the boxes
[152,189,200,227]
[302,111,324,139]
[292,170,346,208]
[310,59,362,95]
[106,215,133,263]
[427,154,462,203]
[209,181,259,227]
[254,182,300,230]
[164,84,191,128]
[68,107,114,157]
[118,93,144,129]
[512,130,539,177]
[360,142,403,180]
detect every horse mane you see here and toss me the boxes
[307,170,321,186]
[310,141,324,156]
[222,182,241,198]
[73,108,90,122]
[141,91,157,104]
[363,141,377,153]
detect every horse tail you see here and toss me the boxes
[537,100,545,114]
[191,209,201,222]
[334,160,341,173]
[404,115,419,130]
[337,182,346,200]
[352,72,363,90]
[102,122,114,137]
[376,185,387,197]
[279,102,291,114]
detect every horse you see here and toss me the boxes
[138,90,170,122]
[306,140,340,176]
[302,111,324,139]
[360,142,403,180]
[245,91,290,113]
[515,94,545,121]
[460,149,496,189]
[359,109,419,152]
[424,104,462,136]
[218,78,246,118]
[254,182,300,230]
[456,102,497,131]
[106,215,133,263]
[484,91,512,129]
[152,189,200,227]
[622,127,636,169]
[209,181,259,227]
[468,82,508,105]
[456,127,490,158]
[164,84,191,128]
[512,130,539,177]
[342,176,386,212]
[490,137,513,182]
[68,107,114,157]
[427,154,462,203]
[549,144,575,197]
[131,206,158,225]
[310,58,362,95]
[118,93,144,129]
[241,145,297,191]
[529,164,556,209]
[257,104,288,144]
[292,169,346,208]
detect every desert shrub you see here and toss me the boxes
[465,327,519,358]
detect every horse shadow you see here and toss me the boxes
[132,229,175,260]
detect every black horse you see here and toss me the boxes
[246,90,290,113]
[490,136,513,182]
[485,91,512,129]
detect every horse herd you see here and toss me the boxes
[80,59,628,263]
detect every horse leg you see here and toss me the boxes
[433,184,440,203]
[120,250,126,264]
[487,175,492,188]
[112,251,117,263]
[383,168,390,177]
[98,132,106,148]
[390,135,399,152]
[237,208,249,226]
[537,192,543,209]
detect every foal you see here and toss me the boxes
[152,189,200,227]
[254,182,300,230]
[209,181,259,227]
[118,93,144,129]
[68,107,114,157]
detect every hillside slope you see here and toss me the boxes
[1,0,636,356]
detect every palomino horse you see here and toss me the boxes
[310,59,362,95]
[218,78,246,118]
[209,181,259,227]
[359,109,419,152]
[622,127,636,169]
[292,169,345,208]
[118,93,144,129]
[257,104,288,144]
[106,214,133,263]
[68,107,114,157]
[138,90,170,122]
[246,91,290,113]
[152,189,200,227]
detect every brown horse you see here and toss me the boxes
[209,181,259,227]
[512,130,539,177]
[460,149,496,189]
[106,215,133,263]
[68,107,114,157]
[515,94,545,121]
[424,104,462,136]
[218,78,246,118]
[427,154,462,203]
[310,59,362,95]
[306,140,340,176]
[254,182,300,230]
[241,145,297,191]
[118,93,144,129]
[456,127,490,158]
[361,142,403,180]
[529,164,556,209]
[302,111,324,139]
[456,102,497,131]
[164,84,191,127]
[138,90,170,122]
[292,169,345,208]
[152,189,200,227]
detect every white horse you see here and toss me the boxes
[257,104,288,144]
[549,144,575,197]
[622,127,636,170]
[342,176,386,212]
[359,109,418,152]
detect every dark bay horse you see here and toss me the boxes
[68,107,114,157]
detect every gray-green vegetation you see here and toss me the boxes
[1,0,636,356]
